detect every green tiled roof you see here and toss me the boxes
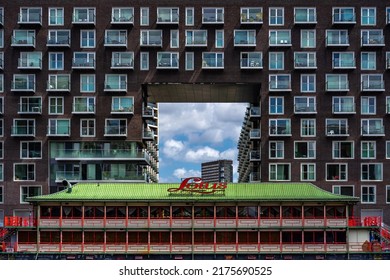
[27,182,359,203]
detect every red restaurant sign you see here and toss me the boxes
[167,177,228,195]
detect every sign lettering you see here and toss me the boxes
[167,177,228,195]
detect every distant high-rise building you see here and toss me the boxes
[201,160,233,182]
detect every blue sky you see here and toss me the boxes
[158,103,248,183]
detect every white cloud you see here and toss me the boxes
[184,146,221,162]
[173,168,201,180]
[162,139,184,159]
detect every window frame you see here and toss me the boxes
[48,7,64,26]
[300,119,316,137]
[361,163,383,181]
[48,96,64,115]
[300,163,316,181]
[80,29,96,48]
[269,163,291,181]
[269,7,284,26]
[332,185,355,197]
[269,140,284,159]
[20,141,42,159]
[361,185,376,204]
[14,163,35,181]
[332,141,354,159]
[80,119,96,137]
[20,185,42,204]
[325,163,348,181]
[361,141,376,159]
[294,141,316,159]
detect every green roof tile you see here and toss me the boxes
[27,182,359,203]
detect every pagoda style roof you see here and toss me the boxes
[27,182,359,203]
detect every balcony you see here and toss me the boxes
[72,8,95,25]
[332,103,356,114]
[143,105,158,118]
[361,75,384,91]
[55,170,145,182]
[111,97,134,114]
[332,53,356,69]
[104,75,127,92]
[157,8,179,24]
[294,103,316,114]
[202,8,224,24]
[269,75,291,91]
[0,8,3,26]
[249,172,261,182]
[54,148,149,161]
[140,30,163,47]
[332,8,356,24]
[47,120,70,136]
[143,129,155,140]
[104,30,127,47]
[104,120,127,137]
[249,150,261,161]
[202,53,224,69]
[18,8,42,25]
[361,121,385,136]
[185,30,207,47]
[240,8,263,24]
[326,121,349,137]
[234,30,256,47]
[269,122,292,136]
[47,75,71,92]
[249,106,261,118]
[249,129,261,139]
[361,31,384,47]
[18,55,42,69]
[11,75,35,92]
[294,8,317,24]
[111,8,134,24]
[241,52,262,69]
[11,31,35,47]
[111,52,134,69]
[269,31,291,46]
[325,75,349,92]
[157,52,179,69]
[326,31,349,47]
[11,120,35,137]
[72,98,95,114]
[294,53,316,69]
[18,99,42,114]
[47,30,71,47]
[72,53,95,69]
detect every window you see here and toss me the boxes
[301,163,316,181]
[12,30,36,47]
[170,30,179,48]
[0,97,2,114]
[333,186,354,196]
[269,30,291,46]
[241,7,263,24]
[11,119,35,136]
[104,119,127,136]
[19,7,42,24]
[387,52,390,69]
[0,142,2,159]
[14,163,35,181]
[104,30,127,47]
[361,74,384,91]
[111,7,134,24]
[140,7,149,26]
[185,30,207,47]
[301,30,316,48]
[387,7,390,24]
[111,52,134,69]
[361,163,382,181]
[157,7,179,24]
[269,74,291,91]
[234,30,256,46]
[387,186,390,204]
[361,185,376,204]
[269,7,284,25]
[49,7,64,25]
[0,52,3,69]
[294,52,316,68]
[80,74,95,92]
[301,119,316,137]
[294,7,316,24]
[326,119,348,136]
[326,163,347,181]
[47,30,70,47]
[295,141,316,159]
[0,29,3,48]
[0,74,2,93]
[361,141,376,159]
[202,52,224,69]
[21,141,42,159]
[332,52,355,69]
[269,163,290,181]
[185,52,194,71]
[48,52,64,70]
[104,74,127,91]
[332,141,354,159]
[73,97,95,114]
[0,185,3,204]
[325,74,349,91]
[140,30,162,47]
[332,7,355,24]
[269,141,284,159]
[361,96,376,115]
[47,74,70,91]
[0,164,2,181]
[11,74,36,91]
[240,52,262,69]
[332,97,355,114]
[215,30,224,48]
[361,8,376,26]
[269,119,291,136]
[18,97,41,114]
[80,30,96,48]
[294,96,316,114]
[19,52,42,69]
[387,141,390,159]
[361,119,384,136]
[48,97,64,115]
[111,97,134,113]
[326,30,349,46]
[361,30,384,46]
[80,119,95,137]
[185,7,194,26]
[21,186,41,203]
[269,52,284,70]
[140,52,149,71]
[72,52,95,69]
[202,8,224,24]
[359,52,376,71]
[73,7,95,24]
[0,119,3,137]
[269,96,284,114]
[47,119,70,136]
[300,74,316,93]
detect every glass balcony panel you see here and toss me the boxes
[47,31,71,46]
[333,8,355,23]
[141,30,163,46]
[270,121,291,136]
[202,8,224,23]
[12,31,35,46]
[105,75,127,91]
[12,75,35,91]
[326,121,348,136]
[47,75,70,91]
[362,121,384,135]
[105,31,127,46]
[11,121,35,136]
[269,31,291,46]
[202,53,223,68]
[157,8,179,23]
[326,75,349,91]
[333,53,355,68]
[250,129,261,139]
[73,98,95,113]
[361,75,384,91]
[73,8,95,23]
[234,30,256,46]
[241,8,263,24]
[333,99,355,114]
[72,53,95,68]
[269,75,291,90]
[157,53,179,69]
[185,30,207,46]
[294,53,316,68]
[326,31,349,46]
[112,98,134,113]
[241,52,262,69]
[111,52,134,68]
[295,8,316,23]
[112,8,134,23]
[361,31,384,46]
[18,54,42,69]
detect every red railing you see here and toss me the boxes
[4,216,37,227]
[348,216,382,227]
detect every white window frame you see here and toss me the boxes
[140,7,149,26]
[140,52,149,71]
[269,74,291,91]
[361,52,376,70]
[332,52,355,69]
[325,29,349,46]
[80,29,96,48]
[386,185,390,204]
[19,51,42,69]
[157,7,179,24]
[140,30,163,47]
[269,7,284,25]
[48,7,64,26]
[300,163,316,181]
[185,52,194,71]
[269,96,284,115]
[80,119,95,137]
[240,7,263,24]
[332,96,355,114]
[80,74,96,93]
[0,163,2,182]
[361,141,376,159]
[111,7,134,24]
[11,74,36,92]
[269,163,291,181]
[269,52,284,70]
[73,96,95,114]
[47,119,71,136]
[361,119,384,136]
[0,29,3,48]
[20,185,42,204]
[361,185,376,204]
[361,96,376,115]
[72,51,95,69]
[14,163,35,181]
[0,119,3,137]
[269,141,284,159]
[325,74,349,91]
[325,163,348,181]
[332,141,354,159]
[104,119,127,136]
[104,30,127,47]
[12,119,35,137]
[269,30,291,46]
[325,118,349,136]
[361,163,383,181]
[48,96,64,115]
[300,119,316,137]
[20,141,42,159]
[361,7,376,26]
[48,52,64,70]
[111,97,134,114]
[170,30,179,48]
[0,185,3,204]
[0,141,3,159]
[240,52,263,69]
[332,7,356,24]
[202,52,224,69]
[185,7,194,26]
[185,30,207,47]
[332,185,355,196]
[215,30,224,48]
[202,7,224,24]
[294,7,317,24]
[300,29,316,48]
[269,119,291,136]
[294,52,316,69]
[104,74,127,91]
[0,75,3,93]
[294,141,316,159]
[294,96,316,114]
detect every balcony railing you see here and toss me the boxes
[361,126,385,136]
[361,81,385,91]
[270,126,292,136]
[104,82,127,91]
[18,58,42,69]
[294,104,316,114]
[249,107,261,118]
[11,125,35,136]
[333,104,356,114]
[250,129,261,139]
[325,81,349,91]
[241,57,262,69]
[47,35,71,47]
[11,81,35,91]
[53,148,150,161]
[18,11,42,25]
[18,103,42,114]
[47,81,70,91]
[250,150,261,161]
[249,172,261,182]
[72,58,95,69]
[326,126,349,136]
[104,126,127,136]
[361,35,385,47]
[11,36,35,47]
[55,171,146,182]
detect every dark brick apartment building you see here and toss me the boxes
[0,0,389,224]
